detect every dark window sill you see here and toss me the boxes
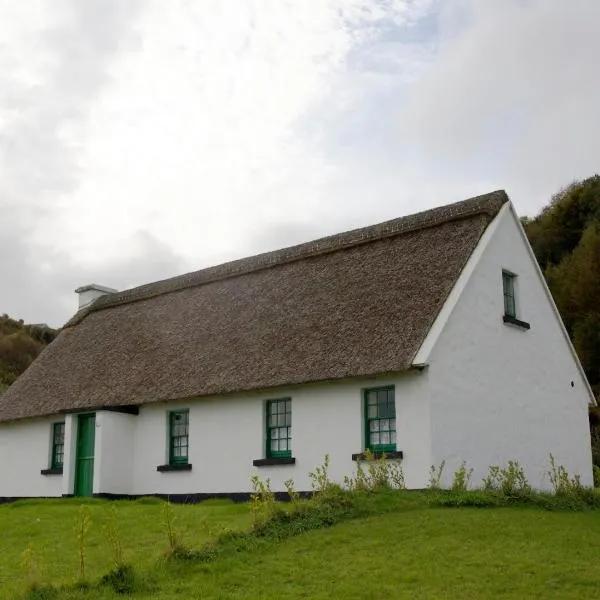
[352,451,403,461]
[41,467,63,476]
[253,457,296,467]
[503,315,531,330]
[157,463,192,472]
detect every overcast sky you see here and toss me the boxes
[1,0,599,327]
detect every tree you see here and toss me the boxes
[0,315,57,390]
[523,176,600,465]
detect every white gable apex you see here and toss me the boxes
[412,200,596,408]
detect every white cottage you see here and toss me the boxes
[0,191,595,500]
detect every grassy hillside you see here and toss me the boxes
[0,315,57,392]
[2,490,600,599]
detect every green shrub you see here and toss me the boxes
[22,584,58,600]
[451,462,473,492]
[99,563,136,594]
[430,491,503,508]
[548,454,586,497]
[284,478,300,506]
[482,461,531,498]
[249,474,278,529]
[344,450,406,492]
[593,464,600,488]
[308,454,333,495]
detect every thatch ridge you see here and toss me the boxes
[67,190,508,327]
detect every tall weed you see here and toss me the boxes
[428,461,446,490]
[451,462,474,492]
[250,475,278,529]
[548,454,584,496]
[482,461,531,498]
[162,500,191,558]
[74,506,91,583]
[344,450,405,492]
[100,505,136,594]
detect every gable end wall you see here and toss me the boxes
[426,206,593,489]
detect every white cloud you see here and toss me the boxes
[61,0,436,263]
[396,0,600,213]
[1,0,598,326]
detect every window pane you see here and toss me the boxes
[380,431,390,444]
[380,402,394,418]
[391,431,397,444]
[380,419,389,430]
[271,428,279,439]
[368,404,377,418]
[503,272,516,317]
[367,391,378,405]
[371,433,380,445]
[54,423,65,444]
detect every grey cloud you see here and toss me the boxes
[0,1,144,325]
[394,0,600,214]
[1,205,187,327]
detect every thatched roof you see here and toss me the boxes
[0,191,508,422]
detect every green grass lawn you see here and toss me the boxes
[2,493,600,599]
[0,497,251,599]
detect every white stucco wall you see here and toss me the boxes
[0,371,431,498]
[0,371,432,497]
[0,416,65,498]
[129,372,431,495]
[94,411,136,495]
[426,206,593,489]
[62,414,77,496]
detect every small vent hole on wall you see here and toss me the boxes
[571,381,574,388]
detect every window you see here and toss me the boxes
[502,270,517,318]
[169,410,189,465]
[51,422,65,469]
[266,398,291,458]
[364,387,396,452]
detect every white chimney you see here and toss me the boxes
[75,284,118,310]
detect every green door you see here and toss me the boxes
[74,414,96,497]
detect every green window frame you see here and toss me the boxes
[364,386,396,452]
[51,422,65,469]
[502,270,517,318]
[266,398,291,458]
[168,410,189,465]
